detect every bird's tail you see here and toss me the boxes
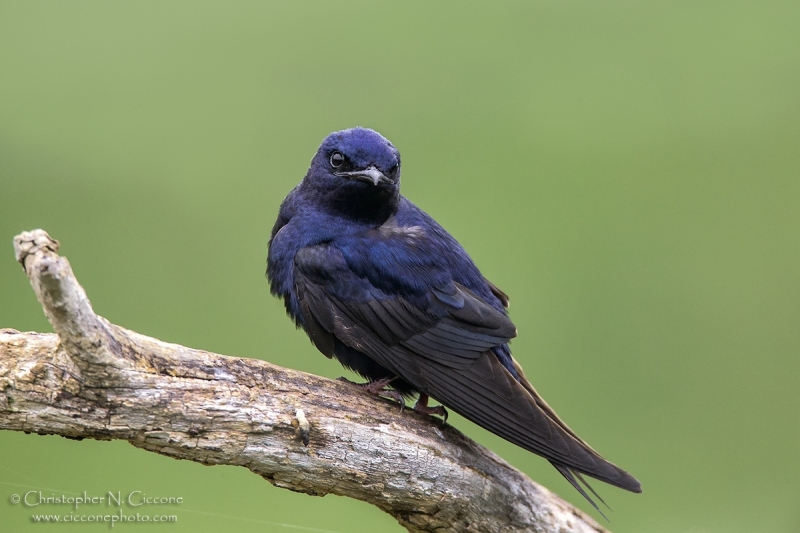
[551,462,610,519]
[510,356,642,508]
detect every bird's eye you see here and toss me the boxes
[330,151,345,168]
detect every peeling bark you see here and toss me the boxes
[1,229,607,533]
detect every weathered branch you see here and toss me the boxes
[1,229,607,533]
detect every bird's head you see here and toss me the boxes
[303,127,402,223]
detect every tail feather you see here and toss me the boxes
[574,470,611,511]
[512,356,643,493]
[552,463,609,521]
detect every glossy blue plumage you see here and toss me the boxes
[266,127,641,510]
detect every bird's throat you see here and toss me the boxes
[327,184,399,226]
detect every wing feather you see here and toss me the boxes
[293,243,642,495]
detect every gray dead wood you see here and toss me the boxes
[0,229,608,533]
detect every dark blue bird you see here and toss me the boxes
[267,127,641,511]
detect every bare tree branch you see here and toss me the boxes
[1,229,607,533]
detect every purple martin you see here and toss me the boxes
[267,127,641,511]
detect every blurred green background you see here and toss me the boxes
[1,1,798,532]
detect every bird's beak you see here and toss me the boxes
[335,166,392,186]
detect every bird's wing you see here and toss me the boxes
[294,243,514,368]
[294,242,641,495]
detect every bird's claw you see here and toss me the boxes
[413,394,448,426]
[378,389,406,412]
[338,376,406,411]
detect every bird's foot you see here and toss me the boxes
[413,394,448,425]
[337,376,406,411]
